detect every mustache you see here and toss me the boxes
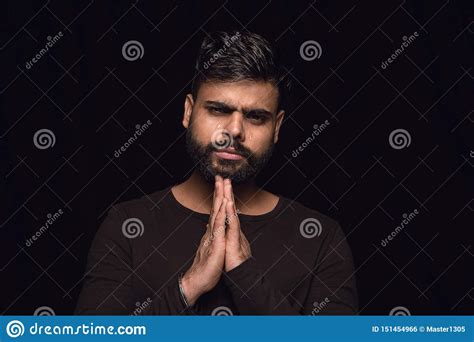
[208,142,252,158]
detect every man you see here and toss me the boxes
[75,31,358,315]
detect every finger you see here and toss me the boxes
[226,179,237,213]
[223,178,232,201]
[225,196,240,245]
[224,180,239,228]
[210,176,224,229]
[212,197,227,240]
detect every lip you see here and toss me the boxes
[214,150,244,160]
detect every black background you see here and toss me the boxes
[1,0,472,315]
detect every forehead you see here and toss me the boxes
[196,80,279,112]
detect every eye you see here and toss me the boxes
[208,106,227,114]
[247,113,267,124]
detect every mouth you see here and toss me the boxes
[213,149,245,161]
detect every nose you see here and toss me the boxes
[223,111,245,142]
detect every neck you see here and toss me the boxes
[175,169,262,214]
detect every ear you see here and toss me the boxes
[273,109,285,144]
[182,94,194,129]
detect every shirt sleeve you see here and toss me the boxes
[74,206,197,315]
[222,223,358,315]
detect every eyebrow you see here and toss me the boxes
[203,100,274,117]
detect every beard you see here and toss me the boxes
[185,127,274,185]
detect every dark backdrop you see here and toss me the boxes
[1,0,472,315]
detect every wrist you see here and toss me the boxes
[180,272,200,306]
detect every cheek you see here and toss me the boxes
[193,112,227,142]
[245,127,273,154]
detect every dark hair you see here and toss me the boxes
[191,31,291,111]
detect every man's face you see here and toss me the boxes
[184,80,284,185]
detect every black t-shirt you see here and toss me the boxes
[75,185,358,315]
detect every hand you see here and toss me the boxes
[181,175,227,305]
[223,178,252,272]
